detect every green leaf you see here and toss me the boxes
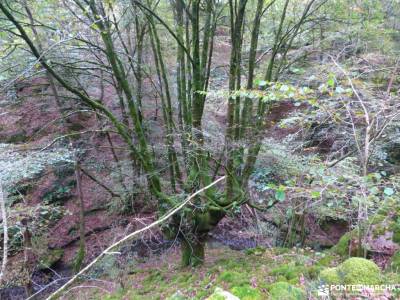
[327,73,335,87]
[384,187,394,196]
[275,189,286,202]
[310,191,321,198]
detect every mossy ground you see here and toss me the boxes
[79,246,340,300]
[62,244,400,300]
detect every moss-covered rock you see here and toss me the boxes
[207,287,239,300]
[320,257,381,285]
[268,282,305,300]
[340,257,380,284]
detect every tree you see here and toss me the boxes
[0,0,326,266]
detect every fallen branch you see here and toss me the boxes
[45,176,226,300]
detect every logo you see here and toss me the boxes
[317,284,330,298]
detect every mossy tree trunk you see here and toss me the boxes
[181,238,205,267]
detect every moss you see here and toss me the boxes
[270,262,321,282]
[320,267,341,284]
[181,239,205,267]
[230,285,263,300]
[273,247,291,255]
[245,246,266,256]
[320,257,381,285]
[6,131,28,144]
[268,282,306,300]
[171,272,193,284]
[332,232,351,256]
[340,257,381,284]
[73,245,85,273]
[384,271,400,283]
[270,264,299,282]
[38,249,64,269]
[332,230,367,257]
[391,223,400,243]
[370,214,387,225]
[143,270,166,289]
[389,251,400,270]
[307,265,323,279]
[220,257,252,271]
[372,223,389,238]
[316,254,336,267]
[218,271,248,286]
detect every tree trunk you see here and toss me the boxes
[73,160,85,272]
[181,238,205,267]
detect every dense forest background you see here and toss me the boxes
[0,0,400,299]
